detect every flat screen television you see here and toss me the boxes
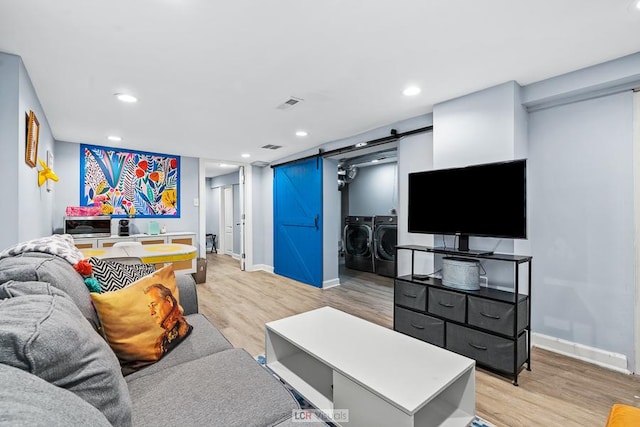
[408,159,526,253]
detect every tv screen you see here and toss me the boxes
[408,159,526,240]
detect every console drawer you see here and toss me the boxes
[394,306,444,347]
[394,280,427,311]
[428,288,466,322]
[467,296,528,336]
[446,323,527,374]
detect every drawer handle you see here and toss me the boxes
[410,322,425,330]
[468,343,488,351]
[480,312,501,320]
[438,301,454,308]
[402,293,418,298]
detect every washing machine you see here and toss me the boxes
[343,216,375,273]
[374,215,397,277]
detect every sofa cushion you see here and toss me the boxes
[127,348,299,427]
[124,313,233,381]
[0,279,67,299]
[89,257,156,292]
[0,252,99,329]
[0,363,112,427]
[0,281,132,426]
[90,265,192,373]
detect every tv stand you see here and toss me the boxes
[394,245,532,385]
[434,246,494,256]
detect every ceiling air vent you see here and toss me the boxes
[276,96,303,110]
[261,144,283,150]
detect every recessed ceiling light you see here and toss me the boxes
[372,159,379,163]
[403,86,421,96]
[295,130,308,137]
[107,135,122,142]
[114,93,138,103]
[241,153,250,158]
[355,142,367,148]
[636,0,640,9]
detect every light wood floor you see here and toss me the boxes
[197,253,640,426]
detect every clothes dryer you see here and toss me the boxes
[343,216,375,273]
[374,215,397,277]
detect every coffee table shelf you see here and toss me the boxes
[266,307,475,427]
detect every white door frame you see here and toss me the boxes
[239,166,246,270]
[633,89,640,374]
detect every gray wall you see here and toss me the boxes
[209,171,239,188]
[528,91,634,364]
[323,158,340,286]
[0,53,20,249]
[347,162,398,217]
[53,141,200,247]
[252,165,273,268]
[397,127,435,277]
[434,81,526,170]
[0,52,56,248]
[18,59,56,241]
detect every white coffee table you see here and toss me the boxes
[265,306,475,427]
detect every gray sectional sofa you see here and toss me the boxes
[0,252,300,427]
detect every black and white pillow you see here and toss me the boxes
[89,258,156,293]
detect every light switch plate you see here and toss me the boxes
[193,198,199,207]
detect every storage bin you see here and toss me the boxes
[192,257,207,284]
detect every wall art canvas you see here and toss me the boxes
[80,144,180,218]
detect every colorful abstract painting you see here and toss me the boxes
[80,144,180,218]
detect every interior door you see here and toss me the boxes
[224,186,234,255]
[273,157,323,287]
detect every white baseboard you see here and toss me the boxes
[322,278,340,289]
[248,264,274,274]
[531,333,630,374]
[245,265,339,289]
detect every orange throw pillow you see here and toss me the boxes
[90,264,192,372]
[606,404,640,427]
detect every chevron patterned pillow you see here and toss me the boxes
[89,258,156,293]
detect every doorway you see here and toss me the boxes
[333,147,398,287]
[201,161,246,271]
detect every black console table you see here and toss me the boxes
[394,245,532,385]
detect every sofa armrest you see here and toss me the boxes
[176,273,198,315]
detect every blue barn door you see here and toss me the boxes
[273,157,323,287]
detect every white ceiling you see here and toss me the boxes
[1,1,640,177]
